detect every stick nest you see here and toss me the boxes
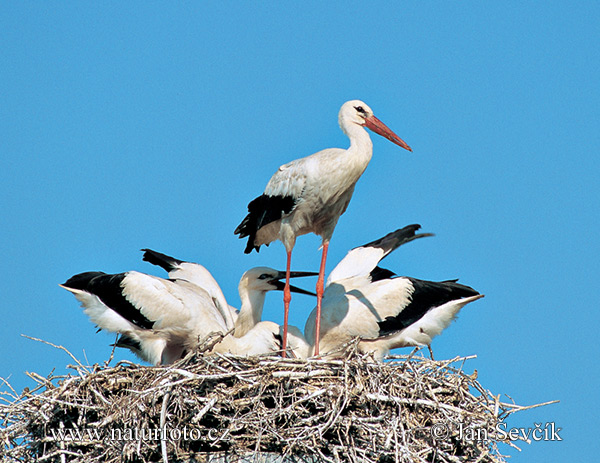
[1,342,549,463]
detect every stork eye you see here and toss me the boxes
[354,106,366,114]
[258,274,271,280]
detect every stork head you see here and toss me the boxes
[339,100,412,152]
[239,267,317,295]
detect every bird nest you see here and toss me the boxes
[1,338,553,463]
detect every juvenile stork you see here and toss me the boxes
[303,225,484,359]
[235,100,412,356]
[140,248,316,337]
[60,264,315,364]
[141,248,235,331]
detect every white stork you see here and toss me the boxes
[141,248,236,331]
[303,225,484,360]
[60,263,315,364]
[214,320,310,359]
[235,100,412,356]
[140,249,316,338]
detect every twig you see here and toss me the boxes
[160,384,172,463]
[0,353,557,462]
[21,335,89,374]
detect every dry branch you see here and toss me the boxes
[0,344,556,463]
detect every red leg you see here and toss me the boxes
[314,241,329,357]
[281,249,292,358]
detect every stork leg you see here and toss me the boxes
[281,249,293,358]
[314,241,329,357]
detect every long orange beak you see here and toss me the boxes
[364,115,412,152]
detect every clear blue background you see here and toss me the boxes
[1,3,598,461]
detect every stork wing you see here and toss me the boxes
[326,224,433,285]
[141,249,234,330]
[376,278,480,337]
[264,158,308,199]
[121,272,228,333]
[62,271,229,335]
[234,159,308,253]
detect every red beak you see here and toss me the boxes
[364,115,412,152]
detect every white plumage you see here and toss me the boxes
[61,252,315,364]
[141,250,315,338]
[215,321,310,359]
[303,225,484,360]
[235,100,412,356]
[61,271,225,364]
[141,248,235,330]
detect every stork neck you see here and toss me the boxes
[345,123,373,162]
[235,288,266,337]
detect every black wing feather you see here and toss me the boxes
[377,278,479,336]
[62,272,155,330]
[358,224,434,261]
[273,332,283,350]
[141,248,184,273]
[234,194,296,254]
[369,266,397,282]
[113,334,143,354]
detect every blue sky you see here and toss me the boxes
[1,2,598,461]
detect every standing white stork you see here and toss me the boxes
[304,225,484,359]
[235,100,412,356]
[60,264,315,364]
